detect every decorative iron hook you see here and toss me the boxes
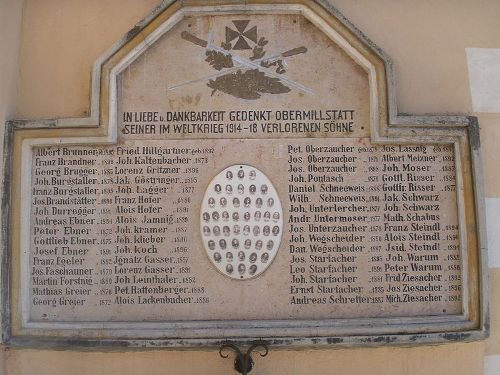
[219,340,269,374]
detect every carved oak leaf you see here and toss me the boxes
[205,50,234,71]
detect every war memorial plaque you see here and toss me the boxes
[3,2,487,347]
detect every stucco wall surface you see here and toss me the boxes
[0,0,24,373]
[2,0,500,374]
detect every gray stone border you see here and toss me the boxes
[1,0,488,349]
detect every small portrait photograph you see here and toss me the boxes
[225,184,233,194]
[267,197,274,207]
[254,211,261,221]
[214,184,222,193]
[208,240,215,250]
[202,212,210,222]
[233,225,240,235]
[222,211,229,221]
[208,197,215,207]
[203,226,211,236]
[261,253,269,263]
[249,184,256,194]
[255,240,263,250]
[263,225,270,236]
[260,184,268,195]
[243,225,250,235]
[264,211,271,221]
[255,198,263,208]
[237,169,245,179]
[223,226,230,236]
[272,212,280,222]
[237,184,244,194]
[244,239,252,249]
[226,252,233,261]
[266,240,274,251]
[249,264,257,275]
[249,170,256,180]
[249,252,257,263]
[226,170,233,180]
[226,264,233,274]
[233,197,240,207]
[272,226,280,236]
[238,263,246,275]
[238,251,245,261]
[244,197,251,207]
[220,197,227,207]
[213,252,221,262]
[212,211,220,221]
[219,239,227,250]
[232,238,240,249]
[253,226,260,236]
[212,226,221,236]
[232,212,239,221]
[243,212,251,221]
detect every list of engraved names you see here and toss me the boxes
[28,138,461,321]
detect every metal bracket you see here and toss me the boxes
[219,340,269,374]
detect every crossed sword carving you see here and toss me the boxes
[167,31,314,95]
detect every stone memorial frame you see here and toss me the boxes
[1,0,488,348]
